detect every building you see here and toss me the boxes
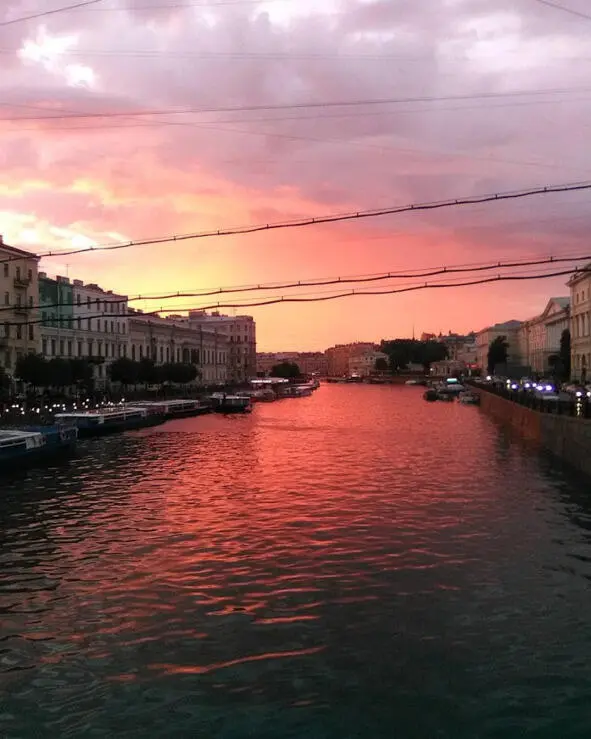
[187,311,256,383]
[256,351,328,376]
[517,298,570,375]
[348,350,388,377]
[568,266,591,381]
[39,275,130,388]
[325,342,377,377]
[0,237,40,374]
[476,320,522,374]
[129,311,228,385]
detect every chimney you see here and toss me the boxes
[73,279,83,286]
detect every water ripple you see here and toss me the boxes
[2,386,591,737]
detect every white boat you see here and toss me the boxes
[55,407,152,436]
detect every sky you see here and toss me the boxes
[1,0,590,350]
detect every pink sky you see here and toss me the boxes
[1,0,590,350]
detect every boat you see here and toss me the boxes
[209,393,253,414]
[0,423,78,470]
[132,399,211,419]
[423,389,438,402]
[54,407,154,437]
[405,379,419,385]
[458,391,480,405]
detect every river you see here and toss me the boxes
[2,384,591,738]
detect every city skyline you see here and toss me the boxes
[2,0,591,351]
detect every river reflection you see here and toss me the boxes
[2,385,591,738]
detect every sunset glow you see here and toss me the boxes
[2,0,590,349]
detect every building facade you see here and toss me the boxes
[348,350,388,377]
[568,267,591,381]
[476,320,522,374]
[256,351,328,376]
[187,311,256,383]
[325,342,377,377]
[39,275,130,388]
[518,298,570,375]
[129,312,228,385]
[0,237,40,374]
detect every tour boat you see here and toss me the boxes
[0,423,78,470]
[132,399,211,419]
[210,394,253,414]
[458,392,480,405]
[54,407,153,437]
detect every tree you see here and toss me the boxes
[271,361,301,379]
[374,357,389,372]
[138,358,158,386]
[487,336,509,374]
[109,358,139,387]
[419,340,448,372]
[46,358,73,389]
[0,366,10,400]
[560,328,571,381]
[70,358,94,387]
[15,353,47,389]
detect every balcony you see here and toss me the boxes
[13,305,29,316]
[13,277,31,289]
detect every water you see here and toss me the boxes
[2,385,591,738]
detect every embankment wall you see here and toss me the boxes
[478,389,591,478]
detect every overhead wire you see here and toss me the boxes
[530,0,591,21]
[0,0,105,27]
[10,253,591,315]
[2,264,587,327]
[2,86,590,122]
[0,180,586,265]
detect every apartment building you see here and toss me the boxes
[476,320,522,373]
[39,274,130,387]
[0,237,40,374]
[129,311,228,385]
[568,266,591,381]
[187,311,256,382]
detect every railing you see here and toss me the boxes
[13,305,29,315]
[13,277,31,289]
[472,382,591,420]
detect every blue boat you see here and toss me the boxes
[54,407,155,437]
[0,423,78,470]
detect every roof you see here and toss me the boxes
[0,239,40,260]
[549,297,570,308]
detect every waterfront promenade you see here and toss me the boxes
[2,384,591,737]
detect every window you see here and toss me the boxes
[98,342,103,357]
[112,343,116,357]
[139,345,143,359]
[28,296,33,307]
[51,339,56,355]
[4,323,9,338]
[42,339,47,355]
[27,325,33,341]
[4,292,8,306]
[27,269,32,282]
[123,344,127,357]
[111,320,114,333]
[16,324,21,340]
[77,294,81,305]
[159,346,164,363]
[166,347,170,362]
[59,340,64,356]
[78,341,83,357]
[78,318,81,330]
[87,318,91,331]
[3,264,7,277]
[15,267,20,280]
[131,344,136,360]
[88,340,93,356]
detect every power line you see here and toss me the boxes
[2,265,586,327]
[2,86,590,122]
[0,0,105,27]
[0,180,584,265]
[10,253,590,315]
[531,0,591,21]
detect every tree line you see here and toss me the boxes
[12,354,199,391]
[380,339,448,373]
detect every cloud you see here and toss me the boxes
[0,0,589,347]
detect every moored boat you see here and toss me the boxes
[55,407,154,437]
[210,393,253,414]
[423,389,438,402]
[0,423,78,471]
[458,391,480,405]
[132,399,211,419]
